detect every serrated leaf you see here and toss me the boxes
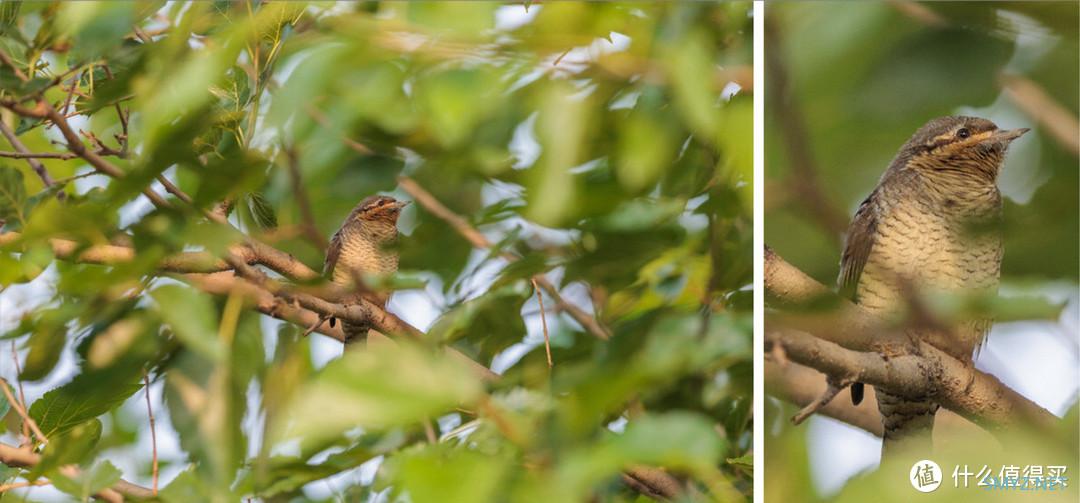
[246,191,277,230]
[28,372,142,438]
[0,164,27,228]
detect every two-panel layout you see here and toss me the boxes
[0,1,1075,502]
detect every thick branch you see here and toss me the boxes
[0,231,234,272]
[0,442,153,501]
[765,359,993,446]
[763,247,1058,432]
[183,271,496,381]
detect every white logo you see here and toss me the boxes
[911,459,942,492]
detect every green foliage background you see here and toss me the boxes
[0,1,752,502]
[764,2,1078,502]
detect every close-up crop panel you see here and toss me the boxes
[763,1,1078,502]
[0,2,753,502]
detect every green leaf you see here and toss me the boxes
[663,30,718,140]
[0,380,10,420]
[407,2,498,36]
[150,284,225,361]
[159,467,216,503]
[272,341,483,450]
[19,324,66,381]
[429,283,530,361]
[163,351,246,488]
[384,444,509,503]
[615,104,680,193]
[0,164,27,228]
[246,191,278,230]
[28,372,142,438]
[33,419,102,478]
[50,460,122,501]
[727,454,753,467]
[248,432,407,497]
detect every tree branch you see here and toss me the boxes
[398,175,611,340]
[763,246,1058,433]
[0,442,153,501]
[765,359,883,436]
[1000,73,1080,156]
[763,16,849,241]
[0,120,64,200]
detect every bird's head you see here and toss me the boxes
[901,115,1029,183]
[353,195,410,224]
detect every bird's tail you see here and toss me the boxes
[877,389,938,459]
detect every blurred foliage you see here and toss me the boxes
[0,1,751,502]
[765,1,1078,501]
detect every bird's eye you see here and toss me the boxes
[956,128,970,139]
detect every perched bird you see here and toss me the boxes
[324,195,410,344]
[837,116,1027,457]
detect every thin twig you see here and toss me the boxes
[0,479,51,492]
[763,16,848,241]
[60,70,85,116]
[101,65,129,156]
[0,150,78,160]
[142,372,159,496]
[790,375,850,425]
[531,278,553,369]
[0,120,65,200]
[9,343,30,445]
[304,105,373,155]
[1000,73,1080,156]
[398,175,611,340]
[423,418,438,444]
[0,46,172,209]
[285,147,328,249]
[0,379,48,446]
[301,313,330,337]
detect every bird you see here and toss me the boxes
[837,116,1028,457]
[323,195,410,344]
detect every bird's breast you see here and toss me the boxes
[857,196,1002,316]
[331,228,400,286]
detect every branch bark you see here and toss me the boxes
[763,246,1058,434]
[0,442,153,501]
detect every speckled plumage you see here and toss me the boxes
[838,116,1027,457]
[324,195,408,344]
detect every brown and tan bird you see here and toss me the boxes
[838,116,1028,457]
[324,195,409,344]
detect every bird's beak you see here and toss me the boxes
[395,200,412,209]
[992,127,1030,143]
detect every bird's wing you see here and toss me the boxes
[324,229,343,276]
[837,190,879,300]
[838,191,879,406]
